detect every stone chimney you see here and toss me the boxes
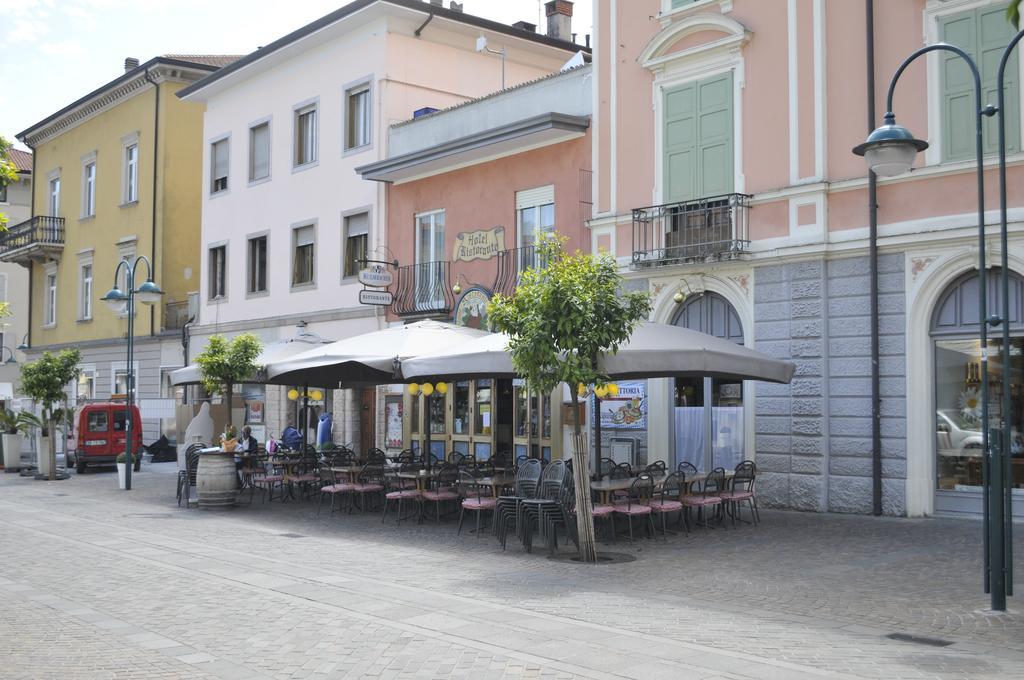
[449,1,463,11]
[124,57,140,72]
[545,0,573,41]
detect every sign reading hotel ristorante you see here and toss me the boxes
[358,264,394,287]
[452,226,505,262]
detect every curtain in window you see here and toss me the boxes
[250,124,269,180]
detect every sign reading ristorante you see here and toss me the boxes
[452,226,505,262]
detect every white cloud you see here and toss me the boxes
[40,41,86,58]
[6,18,50,43]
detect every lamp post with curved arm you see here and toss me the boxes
[854,35,1021,611]
[100,256,163,491]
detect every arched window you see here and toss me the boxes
[931,268,1024,515]
[672,292,745,471]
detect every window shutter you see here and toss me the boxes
[696,73,734,197]
[515,185,555,209]
[346,213,369,237]
[251,124,269,179]
[979,5,1019,155]
[664,82,697,203]
[295,225,314,247]
[213,140,228,178]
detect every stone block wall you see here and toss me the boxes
[752,254,907,515]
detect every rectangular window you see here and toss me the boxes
[48,177,60,215]
[83,162,96,217]
[415,210,445,309]
[247,236,268,294]
[940,5,1020,161]
[345,83,371,150]
[343,212,369,278]
[211,138,229,193]
[125,144,138,203]
[249,122,270,182]
[292,225,315,286]
[87,410,108,433]
[45,273,57,325]
[78,371,96,401]
[294,105,318,167]
[0,183,7,203]
[80,264,93,320]
[209,245,226,300]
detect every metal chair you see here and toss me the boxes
[457,469,496,537]
[382,463,422,525]
[681,467,726,531]
[176,444,204,508]
[648,471,685,535]
[719,461,759,526]
[612,473,656,541]
[493,458,542,549]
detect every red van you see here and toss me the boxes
[67,402,143,473]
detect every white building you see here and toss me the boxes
[178,0,585,449]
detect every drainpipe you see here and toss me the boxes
[27,142,36,351]
[866,0,883,516]
[144,68,160,338]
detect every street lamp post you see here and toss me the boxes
[854,36,1020,611]
[100,256,163,491]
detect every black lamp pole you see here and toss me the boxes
[854,35,1020,611]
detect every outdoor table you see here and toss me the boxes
[590,473,667,504]
[473,474,516,496]
[396,469,442,492]
[330,465,364,482]
[271,456,305,500]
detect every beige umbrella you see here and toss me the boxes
[266,319,492,388]
[170,335,331,386]
[399,322,795,384]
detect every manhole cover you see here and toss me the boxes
[279,533,306,539]
[548,552,636,565]
[886,633,953,647]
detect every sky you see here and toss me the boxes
[0,0,594,149]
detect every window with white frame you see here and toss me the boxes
[211,138,229,193]
[247,235,268,294]
[343,212,368,278]
[294,103,318,167]
[113,367,130,396]
[516,186,555,271]
[345,83,371,150]
[249,121,270,182]
[415,210,445,308]
[209,245,226,300]
[48,175,60,215]
[44,270,57,326]
[124,143,138,203]
[80,263,93,320]
[77,368,96,401]
[292,224,315,286]
[82,159,96,217]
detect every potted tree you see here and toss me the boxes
[194,334,261,507]
[19,350,81,481]
[489,234,650,562]
[0,409,26,472]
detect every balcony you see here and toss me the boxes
[392,261,453,318]
[0,216,65,265]
[492,245,549,297]
[631,194,751,269]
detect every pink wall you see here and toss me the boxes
[386,134,591,320]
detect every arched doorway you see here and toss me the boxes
[672,292,745,471]
[931,268,1024,517]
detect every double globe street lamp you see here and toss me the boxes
[853,34,1022,611]
[101,256,163,491]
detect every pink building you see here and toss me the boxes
[591,0,1023,518]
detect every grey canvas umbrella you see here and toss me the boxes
[266,319,492,388]
[399,321,795,385]
[170,335,332,386]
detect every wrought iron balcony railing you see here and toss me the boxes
[493,245,550,298]
[631,193,751,268]
[392,260,453,317]
[0,216,65,263]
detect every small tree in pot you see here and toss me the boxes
[19,349,81,481]
[195,334,262,438]
[488,234,650,562]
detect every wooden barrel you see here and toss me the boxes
[197,451,238,508]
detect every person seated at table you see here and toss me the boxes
[233,426,259,488]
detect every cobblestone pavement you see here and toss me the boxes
[0,464,1021,680]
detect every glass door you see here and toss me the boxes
[473,379,494,461]
[415,210,445,309]
[450,381,472,456]
[512,381,557,462]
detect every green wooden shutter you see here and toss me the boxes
[663,73,734,203]
[940,4,1019,161]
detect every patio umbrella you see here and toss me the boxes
[170,335,332,386]
[399,321,795,385]
[266,319,492,388]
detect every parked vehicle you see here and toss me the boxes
[936,410,983,456]
[67,402,143,473]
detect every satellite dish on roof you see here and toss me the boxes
[561,50,585,71]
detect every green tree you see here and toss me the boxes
[19,349,81,480]
[488,234,650,562]
[195,333,263,433]
[0,136,17,231]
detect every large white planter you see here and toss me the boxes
[37,435,52,476]
[2,433,21,471]
[117,462,127,489]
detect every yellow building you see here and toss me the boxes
[6,55,238,446]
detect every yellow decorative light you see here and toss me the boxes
[577,382,587,397]
[310,389,323,401]
[594,385,608,399]
[421,383,434,396]
[608,383,620,397]
[408,383,420,396]
[287,388,300,401]
[435,382,448,395]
